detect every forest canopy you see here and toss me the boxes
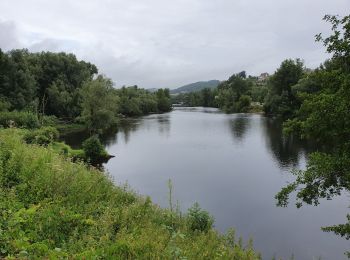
[0,49,172,132]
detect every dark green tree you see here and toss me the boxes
[81,76,119,133]
[264,59,304,118]
[276,15,350,247]
[156,88,172,112]
[0,49,37,110]
[0,49,98,118]
[217,72,252,112]
[82,135,107,163]
[31,51,97,118]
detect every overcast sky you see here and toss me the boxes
[0,0,349,88]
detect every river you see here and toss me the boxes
[63,107,349,259]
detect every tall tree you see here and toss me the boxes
[217,71,252,112]
[264,59,304,118]
[81,76,119,133]
[0,49,98,118]
[156,88,172,112]
[0,49,37,110]
[31,51,98,118]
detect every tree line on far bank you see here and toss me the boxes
[170,60,304,116]
[0,49,171,133]
[171,70,269,113]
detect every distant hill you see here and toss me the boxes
[170,80,220,94]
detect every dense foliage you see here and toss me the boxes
[0,129,259,259]
[0,49,97,118]
[23,127,59,146]
[80,76,119,132]
[263,59,305,118]
[187,202,214,233]
[171,73,266,112]
[82,135,109,164]
[171,87,218,107]
[274,14,350,253]
[216,72,254,113]
[0,111,40,129]
[0,49,172,133]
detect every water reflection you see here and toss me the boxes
[60,119,143,148]
[114,119,142,145]
[125,114,171,138]
[62,111,313,170]
[60,130,91,149]
[156,114,171,137]
[224,113,315,169]
[61,114,171,148]
[261,117,315,169]
[228,114,251,143]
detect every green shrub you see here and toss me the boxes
[0,111,40,129]
[23,127,59,146]
[51,142,85,161]
[187,202,214,232]
[0,99,11,112]
[41,115,59,126]
[82,135,108,163]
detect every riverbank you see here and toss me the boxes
[0,128,259,259]
[94,108,349,259]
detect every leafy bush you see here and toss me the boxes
[0,111,40,129]
[51,142,85,161]
[187,202,214,232]
[41,115,59,126]
[82,135,108,163]
[0,99,11,112]
[23,127,59,146]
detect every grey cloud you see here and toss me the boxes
[0,20,20,51]
[0,0,349,88]
[29,39,62,52]
[29,38,80,53]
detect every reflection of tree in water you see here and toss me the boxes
[262,117,316,169]
[202,107,221,114]
[228,115,251,142]
[101,119,141,146]
[156,114,170,137]
[101,114,171,145]
[60,130,91,149]
[60,119,142,148]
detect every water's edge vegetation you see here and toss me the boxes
[0,129,259,259]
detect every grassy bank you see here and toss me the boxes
[0,128,259,259]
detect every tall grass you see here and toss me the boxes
[0,111,40,129]
[0,128,259,259]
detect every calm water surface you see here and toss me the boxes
[65,107,349,259]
